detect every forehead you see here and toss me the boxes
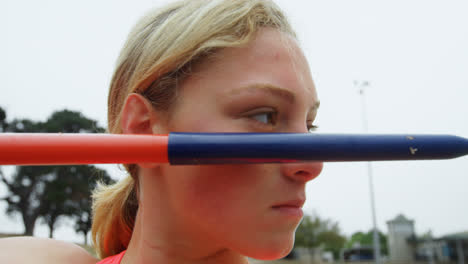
[179,28,318,106]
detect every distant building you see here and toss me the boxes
[386,214,468,264]
[387,214,415,263]
[416,231,468,264]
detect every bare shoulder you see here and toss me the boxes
[0,236,98,264]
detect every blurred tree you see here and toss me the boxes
[39,167,75,238]
[295,214,322,248]
[38,165,114,241]
[419,229,433,240]
[346,229,388,255]
[0,108,109,237]
[0,111,51,235]
[1,165,55,235]
[69,166,114,244]
[295,214,347,259]
[318,229,347,259]
[0,106,6,132]
[42,110,105,133]
[4,117,43,133]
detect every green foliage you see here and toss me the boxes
[0,107,111,240]
[295,214,347,259]
[419,229,433,240]
[346,229,388,255]
[317,230,347,258]
[38,165,114,240]
[1,165,56,235]
[43,110,105,133]
[295,215,322,248]
[2,108,105,133]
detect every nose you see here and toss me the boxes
[280,161,323,183]
[278,121,323,182]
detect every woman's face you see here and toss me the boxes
[146,28,323,260]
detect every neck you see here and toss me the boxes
[122,209,249,264]
[121,168,249,264]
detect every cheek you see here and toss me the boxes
[160,165,299,259]
[161,164,278,232]
[170,165,263,211]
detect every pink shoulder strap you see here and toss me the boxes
[96,251,126,264]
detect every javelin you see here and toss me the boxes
[0,133,467,165]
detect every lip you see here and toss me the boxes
[272,199,305,208]
[271,199,305,218]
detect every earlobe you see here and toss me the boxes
[121,93,159,135]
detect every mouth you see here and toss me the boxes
[271,199,305,218]
[272,199,305,208]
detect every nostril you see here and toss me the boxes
[281,162,323,183]
[295,170,309,177]
[295,170,316,182]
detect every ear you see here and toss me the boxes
[121,93,164,169]
[121,93,161,135]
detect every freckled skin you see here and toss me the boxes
[130,28,323,263]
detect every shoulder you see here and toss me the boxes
[0,236,98,264]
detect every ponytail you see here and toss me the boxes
[91,176,138,258]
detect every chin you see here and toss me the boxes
[249,245,294,261]
[243,234,295,261]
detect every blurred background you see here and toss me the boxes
[1,0,467,262]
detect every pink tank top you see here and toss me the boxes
[96,251,126,264]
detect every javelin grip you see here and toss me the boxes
[168,133,468,164]
[0,133,169,165]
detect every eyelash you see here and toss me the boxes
[308,124,319,133]
[246,108,318,133]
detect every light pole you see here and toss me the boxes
[355,80,381,264]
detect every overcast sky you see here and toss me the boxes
[1,0,467,243]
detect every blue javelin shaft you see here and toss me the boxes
[168,133,468,164]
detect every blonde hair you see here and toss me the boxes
[91,0,296,259]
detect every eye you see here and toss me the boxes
[307,119,318,133]
[252,112,276,125]
[245,108,278,127]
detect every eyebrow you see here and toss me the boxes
[229,83,320,111]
